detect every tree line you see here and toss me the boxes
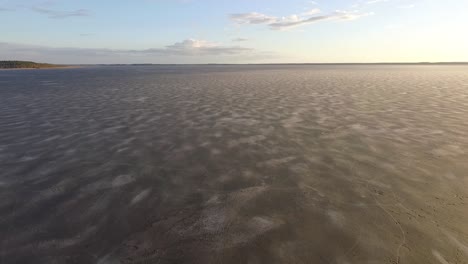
[0,61,59,69]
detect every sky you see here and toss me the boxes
[1,0,468,64]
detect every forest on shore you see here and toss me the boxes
[0,61,63,69]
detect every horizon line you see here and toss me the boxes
[3,60,468,66]
[71,62,468,66]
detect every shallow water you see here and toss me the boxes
[1,65,467,263]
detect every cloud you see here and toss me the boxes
[140,39,252,55]
[232,37,249,42]
[0,42,111,58]
[0,7,14,11]
[31,6,91,18]
[230,12,277,25]
[0,39,252,59]
[301,8,321,16]
[230,9,371,30]
[366,0,388,4]
[0,40,265,64]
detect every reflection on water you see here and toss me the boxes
[1,65,467,263]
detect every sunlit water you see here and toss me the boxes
[1,65,467,264]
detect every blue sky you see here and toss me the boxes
[1,0,467,63]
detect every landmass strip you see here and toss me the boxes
[0,61,68,69]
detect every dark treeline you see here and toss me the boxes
[0,61,61,69]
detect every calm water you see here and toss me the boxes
[1,65,467,264]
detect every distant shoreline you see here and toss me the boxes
[0,61,83,70]
[1,63,467,70]
[0,66,81,70]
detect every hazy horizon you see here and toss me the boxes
[4,61,468,66]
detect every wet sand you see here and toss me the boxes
[0,65,467,263]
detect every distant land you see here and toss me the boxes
[0,61,69,69]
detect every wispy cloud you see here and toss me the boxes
[31,6,91,19]
[0,39,252,59]
[232,37,249,42]
[366,0,388,4]
[230,9,371,30]
[0,40,263,64]
[231,12,277,25]
[301,8,321,16]
[142,39,252,55]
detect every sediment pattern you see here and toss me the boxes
[1,65,467,263]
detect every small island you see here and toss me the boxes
[0,61,69,69]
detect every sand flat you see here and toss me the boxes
[0,65,467,263]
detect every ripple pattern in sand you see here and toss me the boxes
[1,65,468,263]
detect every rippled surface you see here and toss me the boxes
[1,65,468,264]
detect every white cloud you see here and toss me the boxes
[301,8,321,16]
[166,39,217,49]
[366,0,388,4]
[230,12,277,25]
[231,9,371,30]
[142,39,252,55]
